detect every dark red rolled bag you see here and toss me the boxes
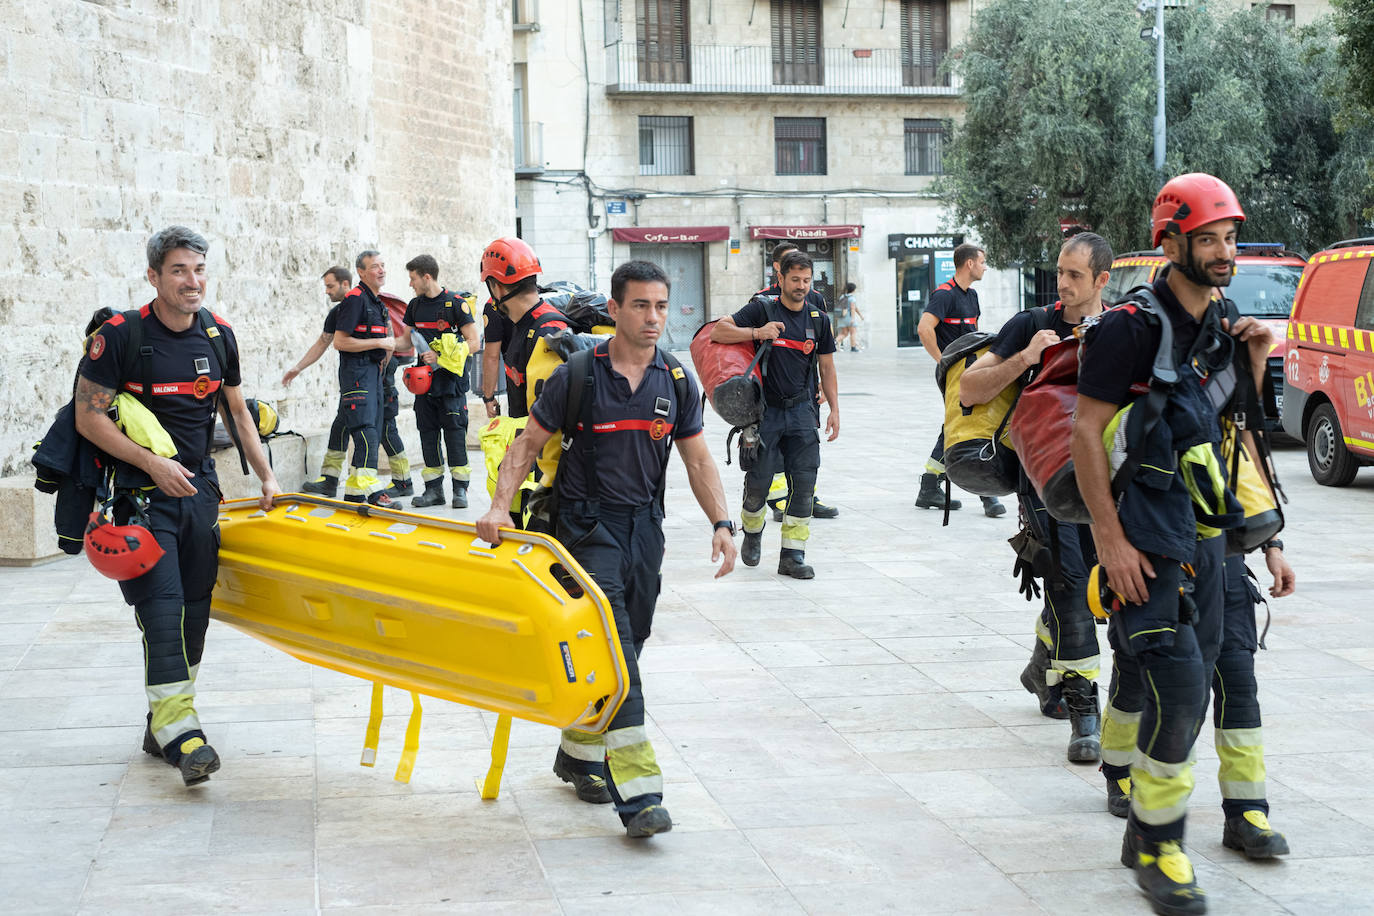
[1009,338,1092,523]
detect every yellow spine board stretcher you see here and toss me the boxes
[210,495,629,798]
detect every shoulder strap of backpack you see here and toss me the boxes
[197,308,249,474]
[1034,302,1061,332]
[559,346,599,503]
[1107,287,1180,497]
[654,349,692,512]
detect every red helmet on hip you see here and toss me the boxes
[480,237,541,286]
[1151,173,1246,247]
[84,505,164,581]
[403,364,433,395]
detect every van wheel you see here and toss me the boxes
[1307,403,1360,486]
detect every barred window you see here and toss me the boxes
[775,117,826,176]
[904,119,944,176]
[639,115,694,176]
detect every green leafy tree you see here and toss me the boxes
[1332,0,1374,115]
[941,0,1374,265]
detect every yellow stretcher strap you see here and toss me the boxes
[394,691,423,784]
[361,680,384,767]
[478,713,513,800]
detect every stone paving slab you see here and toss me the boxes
[3,348,1373,914]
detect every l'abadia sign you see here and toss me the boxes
[748,225,863,240]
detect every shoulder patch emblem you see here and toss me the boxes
[88,334,106,360]
[802,340,816,354]
[671,367,685,380]
[193,376,212,399]
[649,418,668,440]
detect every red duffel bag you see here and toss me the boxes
[689,321,767,429]
[1008,338,1092,523]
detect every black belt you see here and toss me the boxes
[765,392,812,409]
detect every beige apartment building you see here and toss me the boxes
[512,0,1331,351]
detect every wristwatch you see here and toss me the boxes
[1260,538,1284,553]
[713,520,737,536]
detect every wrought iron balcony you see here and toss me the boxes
[605,41,960,97]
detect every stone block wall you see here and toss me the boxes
[0,0,513,476]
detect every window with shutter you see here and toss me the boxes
[901,0,949,88]
[771,0,823,86]
[639,116,694,175]
[636,0,691,83]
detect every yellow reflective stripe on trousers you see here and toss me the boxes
[147,679,199,748]
[1216,727,1266,800]
[605,725,662,800]
[321,449,346,476]
[1036,604,1100,684]
[740,504,767,534]
[560,727,606,762]
[388,453,410,478]
[768,473,788,498]
[1130,753,1195,827]
[421,465,446,482]
[448,465,471,481]
[393,691,422,784]
[780,514,811,549]
[1100,702,1142,769]
[345,467,382,496]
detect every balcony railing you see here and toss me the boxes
[605,42,960,97]
[515,121,543,175]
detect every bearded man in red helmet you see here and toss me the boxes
[1071,174,1275,915]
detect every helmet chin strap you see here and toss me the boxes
[485,278,522,317]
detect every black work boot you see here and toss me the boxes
[1222,810,1290,859]
[1121,819,1207,915]
[778,548,815,580]
[1106,771,1132,818]
[741,531,762,567]
[915,473,962,510]
[1019,640,1068,719]
[811,497,839,518]
[174,737,221,787]
[625,804,673,838]
[142,713,174,765]
[451,483,469,509]
[366,491,395,509]
[384,478,414,499]
[981,496,1006,518]
[411,479,445,508]
[1061,674,1101,763]
[301,474,338,496]
[552,754,612,804]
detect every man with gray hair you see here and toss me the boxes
[332,249,397,506]
[74,226,280,787]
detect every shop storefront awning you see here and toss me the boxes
[748,224,863,240]
[611,226,730,243]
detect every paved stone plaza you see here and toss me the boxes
[2,348,1372,915]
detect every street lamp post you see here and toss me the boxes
[1138,0,1166,172]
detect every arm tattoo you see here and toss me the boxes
[76,376,116,414]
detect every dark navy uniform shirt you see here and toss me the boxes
[730,294,836,405]
[530,342,703,507]
[1078,279,1203,407]
[335,283,390,365]
[79,303,242,465]
[322,303,340,336]
[403,288,476,347]
[926,279,981,353]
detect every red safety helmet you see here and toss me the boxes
[1151,173,1246,247]
[403,364,433,395]
[480,237,541,286]
[84,503,164,581]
